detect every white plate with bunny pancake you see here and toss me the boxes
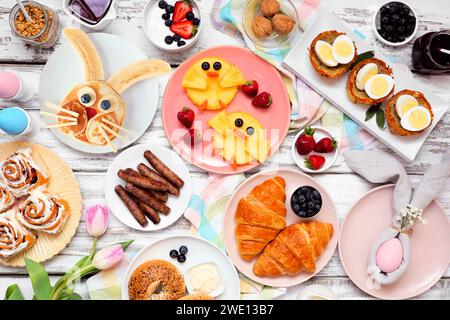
[39,29,169,154]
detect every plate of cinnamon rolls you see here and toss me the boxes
[223,168,339,287]
[0,142,82,267]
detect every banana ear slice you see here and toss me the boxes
[107,60,171,94]
[63,28,105,81]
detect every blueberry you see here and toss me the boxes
[246,127,255,135]
[179,245,188,255]
[162,13,170,20]
[201,61,210,70]
[381,16,389,25]
[306,209,315,217]
[193,18,200,26]
[166,5,174,13]
[292,195,299,203]
[100,100,111,110]
[177,254,186,263]
[292,204,300,212]
[298,195,306,203]
[398,25,405,33]
[399,18,406,26]
[315,204,321,211]
[301,202,307,209]
[165,19,173,27]
[298,210,306,217]
[173,34,181,42]
[81,94,91,104]
[408,15,416,24]
[234,118,244,127]
[213,62,222,70]
[158,0,167,9]
[307,202,315,209]
[177,40,186,47]
[186,12,195,20]
[386,25,394,32]
[170,250,178,258]
[165,35,173,44]
[312,190,320,199]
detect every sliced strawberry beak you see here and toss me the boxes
[233,129,247,139]
[207,71,219,78]
[85,107,97,120]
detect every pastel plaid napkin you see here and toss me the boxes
[184,174,286,299]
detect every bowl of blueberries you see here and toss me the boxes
[373,1,418,47]
[290,186,322,219]
[143,0,202,52]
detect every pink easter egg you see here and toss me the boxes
[376,237,403,273]
[0,71,20,99]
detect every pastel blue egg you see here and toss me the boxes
[0,107,29,135]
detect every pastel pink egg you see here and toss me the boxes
[0,71,20,99]
[376,237,403,273]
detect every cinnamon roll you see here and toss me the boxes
[0,185,15,213]
[16,190,70,235]
[0,211,36,260]
[0,148,49,196]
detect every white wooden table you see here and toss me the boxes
[0,0,448,300]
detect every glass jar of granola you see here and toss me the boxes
[9,1,61,49]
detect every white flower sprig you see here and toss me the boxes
[395,204,427,230]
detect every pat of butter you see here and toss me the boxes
[187,262,223,296]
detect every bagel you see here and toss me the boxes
[128,260,186,300]
[347,58,394,105]
[309,30,358,79]
[179,294,215,300]
[385,89,434,136]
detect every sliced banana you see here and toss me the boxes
[107,59,171,94]
[63,28,105,81]
[77,86,96,107]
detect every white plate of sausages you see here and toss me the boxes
[105,144,192,231]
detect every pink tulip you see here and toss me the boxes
[92,244,124,270]
[85,204,108,237]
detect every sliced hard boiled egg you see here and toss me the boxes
[314,40,338,67]
[400,106,431,132]
[364,74,394,100]
[331,35,355,64]
[355,63,378,90]
[395,95,419,118]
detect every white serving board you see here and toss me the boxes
[283,8,448,161]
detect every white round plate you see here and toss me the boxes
[105,144,192,231]
[122,235,240,300]
[39,33,159,153]
[291,126,340,173]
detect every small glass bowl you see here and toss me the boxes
[242,0,300,49]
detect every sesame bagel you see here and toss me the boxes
[385,89,433,136]
[346,58,394,105]
[309,30,358,79]
[128,260,186,300]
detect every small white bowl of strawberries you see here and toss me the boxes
[291,126,340,173]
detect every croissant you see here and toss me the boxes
[0,148,48,197]
[235,176,287,261]
[253,221,334,277]
[0,211,36,260]
[16,190,70,235]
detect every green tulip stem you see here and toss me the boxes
[50,264,96,300]
[87,237,98,262]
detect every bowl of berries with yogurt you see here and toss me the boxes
[143,0,202,52]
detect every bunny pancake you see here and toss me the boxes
[43,28,171,152]
[182,57,246,110]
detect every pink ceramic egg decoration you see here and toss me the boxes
[376,237,403,273]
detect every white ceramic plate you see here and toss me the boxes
[291,126,340,173]
[122,235,240,300]
[39,33,159,153]
[283,8,448,162]
[105,144,192,231]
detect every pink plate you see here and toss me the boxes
[162,46,291,174]
[339,185,450,299]
[223,168,339,287]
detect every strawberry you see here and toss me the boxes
[170,20,196,39]
[305,155,326,170]
[177,106,195,128]
[314,137,337,153]
[241,80,259,98]
[295,126,316,155]
[252,92,272,108]
[173,0,193,23]
[183,128,202,147]
[85,107,97,120]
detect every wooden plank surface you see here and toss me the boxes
[0,0,448,300]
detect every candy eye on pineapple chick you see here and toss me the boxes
[182,57,246,110]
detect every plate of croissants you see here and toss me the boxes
[0,142,82,267]
[223,168,339,287]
